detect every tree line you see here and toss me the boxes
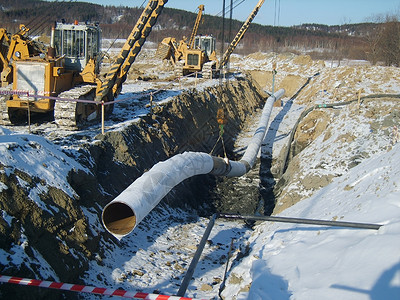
[1,0,399,66]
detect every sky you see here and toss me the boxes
[70,0,400,26]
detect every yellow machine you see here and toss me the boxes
[0,0,168,128]
[0,24,48,86]
[155,36,187,65]
[155,4,215,76]
[158,0,265,79]
[175,35,217,77]
[155,5,205,67]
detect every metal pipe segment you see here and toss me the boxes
[102,152,214,239]
[102,89,285,239]
[213,88,285,177]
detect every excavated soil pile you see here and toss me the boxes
[273,97,400,214]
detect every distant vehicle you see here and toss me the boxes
[156,0,265,79]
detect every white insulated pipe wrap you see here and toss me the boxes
[103,89,285,238]
[103,152,213,238]
[212,88,285,177]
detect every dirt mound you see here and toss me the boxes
[0,167,95,299]
[278,75,305,99]
[248,70,273,91]
[272,97,400,214]
[246,52,274,61]
[293,55,313,66]
[292,110,331,156]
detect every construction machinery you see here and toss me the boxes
[188,4,205,49]
[155,4,205,67]
[155,4,214,76]
[0,0,168,128]
[160,0,264,79]
[0,24,48,86]
[202,0,265,78]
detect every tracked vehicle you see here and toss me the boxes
[157,0,265,79]
[0,0,167,128]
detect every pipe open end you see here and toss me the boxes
[102,202,136,239]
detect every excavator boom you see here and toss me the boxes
[96,0,168,102]
[188,5,205,49]
[219,0,265,69]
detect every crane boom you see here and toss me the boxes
[188,5,205,49]
[219,0,265,69]
[95,0,168,102]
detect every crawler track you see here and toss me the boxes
[174,61,184,77]
[54,85,97,129]
[0,87,11,126]
[202,61,217,79]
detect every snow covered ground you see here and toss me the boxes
[222,144,400,300]
[1,52,399,299]
[81,98,400,300]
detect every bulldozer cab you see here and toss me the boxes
[194,35,216,57]
[181,35,216,74]
[51,21,101,72]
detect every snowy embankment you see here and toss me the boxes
[223,143,400,300]
[0,127,87,199]
[0,51,399,300]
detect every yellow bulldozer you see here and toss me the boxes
[155,4,218,77]
[0,0,168,128]
[156,0,265,79]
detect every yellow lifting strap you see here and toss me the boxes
[210,108,228,158]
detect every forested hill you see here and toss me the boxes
[0,0,393,63]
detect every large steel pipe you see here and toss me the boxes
[102,152,214,239]
[223,88,285,177]
[102,89,285,238]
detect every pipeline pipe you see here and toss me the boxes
[224,88,285,177]
[102,152,214,239]
[102,89,285,239]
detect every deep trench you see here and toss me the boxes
[74,76,277,220]
[0,76,275,300]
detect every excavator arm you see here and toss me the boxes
[0,24,35,86]
[95,0,168,102]
[0,28,10,79]
[218,0,265,69]
[188,5,205,49]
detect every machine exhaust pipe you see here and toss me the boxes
[102,89,285,239]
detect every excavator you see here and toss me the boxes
[155,4,205,67]
[157,0,265,79]
[0,0,168,128]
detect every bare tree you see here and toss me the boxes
[366,14,400,66]
[378,16,400,66]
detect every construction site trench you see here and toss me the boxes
[0,74,278,299]
[1,52,400,299]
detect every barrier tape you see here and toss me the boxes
[0,71,205,107]
[0,275,207,300]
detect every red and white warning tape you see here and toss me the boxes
[0,275,207,300]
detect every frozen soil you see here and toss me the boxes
[0,68,267,299]
[0,49,399,299]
